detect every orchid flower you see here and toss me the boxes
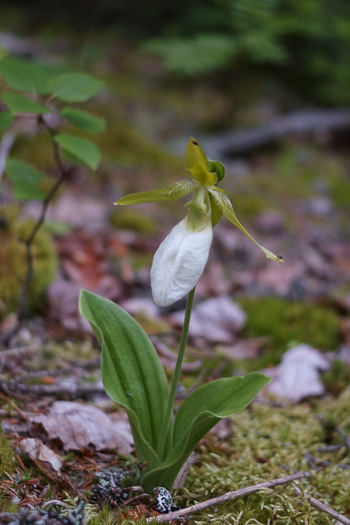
[114,138,283,306]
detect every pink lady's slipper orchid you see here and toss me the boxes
[114,138,283,307]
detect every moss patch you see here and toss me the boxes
[0,428,16,477]
[0,208,58,314]
[110,208,157,235]
[237,297,340,366]
[176,390,350,524]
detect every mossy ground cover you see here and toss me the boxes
[174,390,350,524]
[1,18,350,525]
[1,386,349,523]
[236,296,340,368]
[0,207,58,315]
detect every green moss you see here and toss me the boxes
[0,208,58,314]
[229,192,272,222]
[11,132,55,171]
[43,340,99,362]
[93,122,182,171]
[110,208,157,235]
[0,428,16,477]
[175,390,350,524]
[328,170,350,209]
[323,360,350,395]
[237,297,340,365]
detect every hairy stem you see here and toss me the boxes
[156,287,196,460]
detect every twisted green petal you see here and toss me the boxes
[208,187,283,263]
[114,180,196,206]
[186,138,217,187]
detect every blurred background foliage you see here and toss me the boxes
[2,0,350,105]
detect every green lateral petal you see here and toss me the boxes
[186,138,217,187]
[114,180,196,206]
[208,191,222,227]
[208,188,283,263]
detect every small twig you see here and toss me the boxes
[0,378,105,398]
[146,472,309,523]
[0,343,40,359]
[293,484,350,525]
[337,428,350,456]
[0,391,29,420]
[317,444,346,453]
[305,452,350,470]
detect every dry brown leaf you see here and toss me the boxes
[30,401,133,454]
[20,438,78,494]
[265,344,330,402]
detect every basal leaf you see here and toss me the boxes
[79,290,171,467]
[0,111,14,131]
[2,93,51,115]
[6,158,46,200]
[50,72,104,102]
[0,55,59,94]
[141,373,271,492]
[61,107,106,132]
[54,133,100,170]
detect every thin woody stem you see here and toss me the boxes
[156,287,196,460]
[1,116,69,347]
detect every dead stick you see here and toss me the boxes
[0,344,40,358]
[293,485,350,525]
[146,472,309,523]
[0,379,105,398]
[0,392,29,420]
[1,115,70,346]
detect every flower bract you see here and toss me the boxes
[114,138,283,306]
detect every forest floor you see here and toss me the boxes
[1,23,350,524]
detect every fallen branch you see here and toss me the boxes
[293,485,350,525]
[205,109,350,157]
[0,343,40,359]
[146,472,309,523]
[0,379,105,399]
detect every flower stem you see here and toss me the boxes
[157,287,196,460]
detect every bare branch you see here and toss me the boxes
[1,116,71,346]
[293,485,350,525]
[146,472,309,523]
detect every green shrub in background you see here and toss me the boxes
[2,0,349,105]
[142,0,350,105]
[0,54,105,322]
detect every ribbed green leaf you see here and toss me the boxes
[0,56,59,94]
[50,73,104,102]
[115,181,196,206]
[54,133,100,170]
[0,111,14,131]
[61,107,106,132]
[208,187,284,263]
[6,158,46,200]
[79,290,171,468]
[142,373,271,492]
[2,93,51,115]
